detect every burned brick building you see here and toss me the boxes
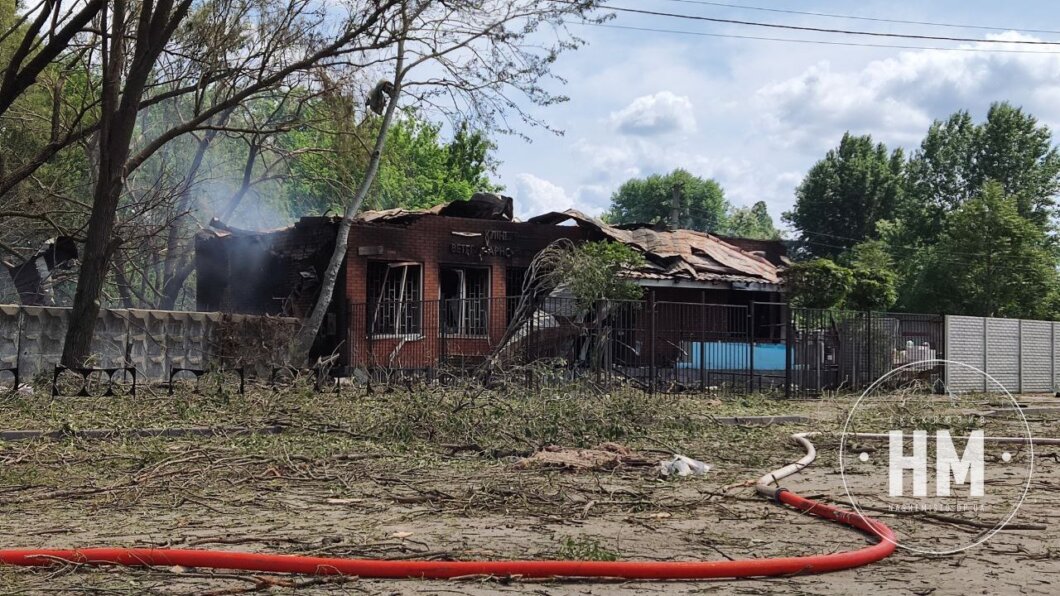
[2,236,78,306]
[196,194,787,374]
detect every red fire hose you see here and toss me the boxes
[0,433,896,580]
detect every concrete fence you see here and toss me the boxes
[2,303,1057,394]
[945,315,1060,393]
[0,305,298,381]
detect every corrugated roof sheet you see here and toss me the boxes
[526,210,784,286]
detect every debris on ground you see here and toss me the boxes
[513,442,654,471]
[658,454,711,477]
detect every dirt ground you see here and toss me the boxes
[0,379,1057,595]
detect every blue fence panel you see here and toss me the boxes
[677,341,787,371]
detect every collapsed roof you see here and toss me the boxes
[196,217,341,316]
[197,196,785,297]
[356,192,514,224]
[527,210,784,288]
[3,236,78,306]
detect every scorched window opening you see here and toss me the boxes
[440,266,489,337]
[366,261,423,337]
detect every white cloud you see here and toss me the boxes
[512,173,570,218]
[511,174,612,219]
[609,91,697,137]
[499,21,1060,231]
[754,34,1060,152]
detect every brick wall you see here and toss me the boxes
[344,215,588,369]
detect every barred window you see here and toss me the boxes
[440,266,489,336]
[367,262,422,336]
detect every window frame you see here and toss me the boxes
[439,264,491,338]
[366,260,424,339]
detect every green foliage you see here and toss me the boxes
[446,122,497,192]
[551,241,646,308]
[782,259,853,309]
[903,103,1060,242]
[893,105,1060,315]
[906,182,1058,318]
[376,117,500,210]
[722,200,781,239]
[0,1,15,56]
[605,171,781,238]
[605,168,729,231]
[793,104,1060,317]
[785,133,903,258]
[0,5,94,252]
[280,108,501,217]
[843,240,898,311]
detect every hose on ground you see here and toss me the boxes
[0,433,896,580]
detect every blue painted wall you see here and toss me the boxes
[677,342,787,371]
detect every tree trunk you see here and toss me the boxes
[62,0,125,367]
[61,0,191,367]
[290,50,405,364]
[159,258,194,310]
[64,183,123,365]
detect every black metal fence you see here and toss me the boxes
[0,297,944,397]
[786,309,945,398]
[340,296,945,397]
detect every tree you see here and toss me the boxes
[1,0,107,258]
[0,0,103,119]
[843,240,897,311]
[976,103,1060,230]
[605,169,728,231]
[902,102,1060,243]
[722,201,780,239]
[277,109,500,218]
[785,133,903,258]
[445,121,499,195]
[65,0,198,366]
[782,259,853,309]
[548,241,644,308]
[905,182,1058,319]
[887,102,1060,311]
[784,104,1060,315]
[901,110,980,246]
[61,0,401,365]
[374,116,500,210]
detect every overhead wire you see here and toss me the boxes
[660,0,1060,37]
[568,22,1060,55]
[606,5,1060,46]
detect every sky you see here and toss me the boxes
[493,0,1060,228]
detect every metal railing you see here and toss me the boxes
[786,308,945,398]
[349,297,796,395]
[0,297,948,397]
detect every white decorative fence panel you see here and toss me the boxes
[945,314,1059,394]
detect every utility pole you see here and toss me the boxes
[670,183,682,229]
